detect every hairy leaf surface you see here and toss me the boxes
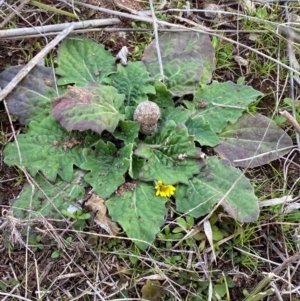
[144,51,203,96]
[81,141,132,198]
[106,182,167,250]
[129,155,146,179]
[160,106,190,125]
[185,115,220,147]
[192,81,263,133]
[149,81,174,107]
[135,121,201,184]
[12,172,85,220]
[4,116,89,182]
[0,65,56,124]
[55,37,116,86]
[176,157,259,222]
[214,113,293,167]
[109,62,155,105]
[113,120,140,144]
[52,84,125,134]
[142,31,215,84]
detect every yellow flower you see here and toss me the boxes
[155,180,176,198]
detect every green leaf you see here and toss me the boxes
[172,226,184,234]
[55,37,116,86]
[186,215,195,227]
[135,121,201,184]
[192,81,264,133]
[144,51,203,96]
[113,120,140,144]
[175,217,187,230]
[160,106,190,125]
[52,84,125,135]
[61,209,74,218]
[176,157,259,222]
[4,116,88,182]
[212,225,225,241]
[12,171,85,220]
[214,283,227,298]
[51,250,61,259]
[149,81,174,107]
[129,155,145,179]
[185,115,220,147]
[78,213,91,220]
[109,61,155,105]
[214,113,293,168]
[106,182,168,250]
[0,65,57,124]
[125,106,135,120]
[142,31,215,85]
[80,141,132,198]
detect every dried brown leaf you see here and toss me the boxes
[84,194,120,236]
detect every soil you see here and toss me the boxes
[1,0,300,300]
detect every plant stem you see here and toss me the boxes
[148,0,165,81]
[27,0,78,18]
[243,273,274,301]
[244,289,275,301]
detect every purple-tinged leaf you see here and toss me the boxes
[214,113,293,168]
[0,65,56,124]
[52,84,125,135]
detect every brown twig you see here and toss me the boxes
[0,0,30,29]
[280,110,300,134]
[0,23,74,103]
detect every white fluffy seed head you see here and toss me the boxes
[133,101,161,135]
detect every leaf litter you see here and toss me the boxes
[84,194,120,236]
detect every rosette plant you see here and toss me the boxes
[1,33,292,249]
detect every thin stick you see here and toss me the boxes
[56,272,84,280]
[2,28,270,40]
[34,258,41,300]
[86,281,106,301]
[233,145,295,163]
[0,293,32,301]
[0,18,119,38]
[1,284,20,301]
[234,248,280,267]
[148,0,164,80]
[0,0,30,29]
[3,100,23,164]
[0,23,74,103]
[273,250,300,274]
[280,110,300,134]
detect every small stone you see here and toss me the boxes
[234,55,249,67]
